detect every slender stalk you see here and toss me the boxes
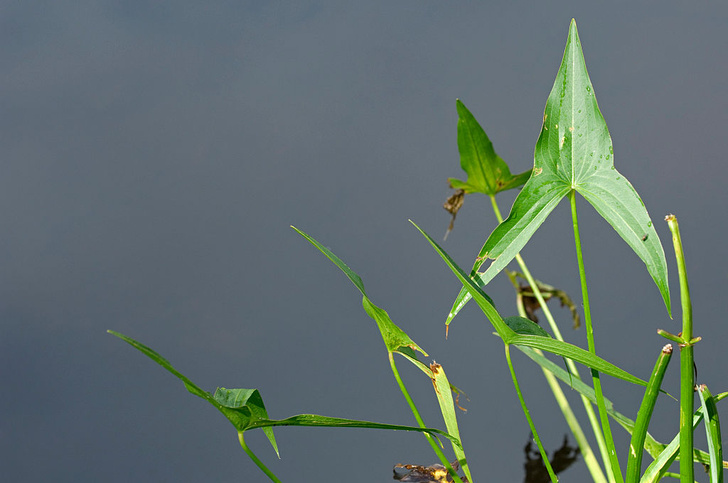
[569,191,623,483]
[505,344,559,482]
[491,194,608,483]
[388,353,465,483]
[238,432,282,483]
[625,344,673,483]
[516,255,612,483]
[665,214,695,483]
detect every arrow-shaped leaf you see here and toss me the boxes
[448,99,531,195]
[452,19,671,322]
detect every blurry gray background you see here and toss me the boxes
[2,2,727,482]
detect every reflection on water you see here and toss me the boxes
[523,435,580,483]
[391,435,579,483]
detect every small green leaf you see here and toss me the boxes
[108,330,280,456]
[214,388,278,456]
[503,316,551,338]
[448,99,531,195]
[462,19,671,316]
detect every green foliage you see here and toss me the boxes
[448,99,531,195]
[698,385,724,483]
[447,20,670,327]
[626,345,673,482]
[107,330,464,458]
[109,18,726,483]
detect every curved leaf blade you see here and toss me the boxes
[641,392,728,483]
[509,333,647,386]
[108,330,214,403]
[246,414,463,451]
[292,225,427,356]
[415,220,645,386]
[291,225,365,296]
[108,330,280,456]
[411,220,514,340]
[697,384,723,483]
[429,362,472,482]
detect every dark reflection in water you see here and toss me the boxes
[523,435,580,483]
[391,435,579,482]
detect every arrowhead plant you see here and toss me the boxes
[448,20,670,326]
[109,19,725,483]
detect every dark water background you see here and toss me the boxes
[2,2,727,481]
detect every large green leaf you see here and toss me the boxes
[454,19,670,320]
[448,99,531,195]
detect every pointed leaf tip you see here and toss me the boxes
[467,18,671,315]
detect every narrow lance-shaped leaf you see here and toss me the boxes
[697,384,723,483]
[292,225,427,357]
[108,331,464,456]
[292,226,469,481]
[452,19,671,322]
[243,415,463,450]
[641,391,728,483]
[429,362,472,483]
[412,221,648,387]
[515,344,728,476]
[108,330,280,456]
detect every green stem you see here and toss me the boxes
[388,353,465,483]
[491,194,608,483]
[570,191,623,483]
[238,432,282,483]
[505,344,559,482]
[666,215,695,483]
[625,344,673,483]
